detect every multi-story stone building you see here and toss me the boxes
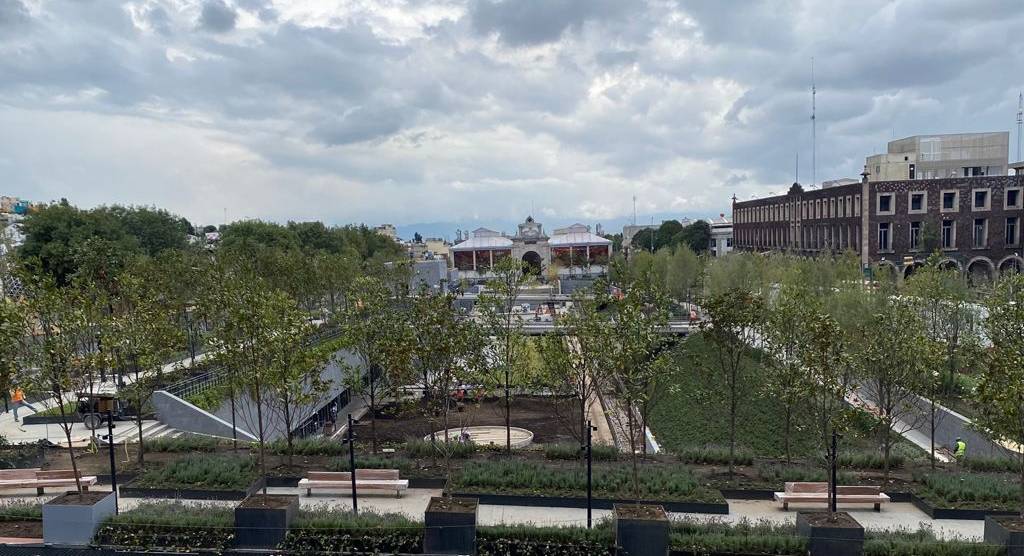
[732,172,1024,281]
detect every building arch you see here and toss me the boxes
[966,256,995,286]
[521,251,543,275]
[998,255,1024,276]
[903,261,924,280]
[875,261,898,283]
[938,258,962,272]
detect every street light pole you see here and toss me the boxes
[830,429,838,514]
[586,419,594,529]
[106,411,118,514]
[348,413,358,514]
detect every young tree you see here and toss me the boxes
[410,288,487,483]
[853,296,934,483]
[341,275,416,453]
[0,298,26,412]
[603,280,670,500]
[904,254,978,467]
[477,256,533,453]
[264,302,335,465]
[538,288,611,445]
[975,273,1024,517]
[699,287,764,481]
[105,258,184,468]
[762,287,813,464]
[20,275,98,493]
[797,308,853,522]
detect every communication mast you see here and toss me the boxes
[1017,91,1022,162]
[811,57,816,189]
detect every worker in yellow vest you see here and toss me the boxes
[954,437,967,461]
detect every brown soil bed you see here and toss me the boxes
[46,491,110,505]
[991,515,1024,531]
[801,511,861,528]
[615,504,668,520]
[358,395,581,445]
[0,520,42,538]
[239,494,297,509]
[428,497,478,513]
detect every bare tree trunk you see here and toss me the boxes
[254,374,267,495]
[784,407,792,465]
[57,396,84,494]
[930,399,937,470]
[504,367,511,454]
[370,379,378,454]
[627,408,640,502]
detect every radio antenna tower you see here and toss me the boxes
[1016,91,1022,162]
[811,57,817,188]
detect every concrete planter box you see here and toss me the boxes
[234,494,299,548]
[985,515,1024,556]
[796,511,863,556]
[614,504,669,556]
[424,497,478,555]
[911,492,1018,520]
[42,491,116,546]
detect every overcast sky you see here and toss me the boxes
[1,0,1022,228]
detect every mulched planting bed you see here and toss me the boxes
[0,520,42,538]
[356,395,582,445]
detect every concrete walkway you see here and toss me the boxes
[0,486,984,542]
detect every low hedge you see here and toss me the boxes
[676,445,754,466]
[94,502,234,551]
[450,461,723,503]
[961,456,1020,474]
[478,524,614,555]
[280,508,422,553]
[544,443,619,462]
[0,501,42,521]
[265,437,347,457]
[863,528,1003,556]
[133,454,257,491]
[405,439,479,459]
[913,472,1018,509]
[328,455,413,472]
[837,451,904,470]
[670,518,805,555]
[143,435,220,453]
[756,464,854,485]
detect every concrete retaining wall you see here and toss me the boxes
[152,390,257,441]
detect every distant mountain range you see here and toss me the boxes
[395,211,726,242]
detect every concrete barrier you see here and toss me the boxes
[152,390,257,441]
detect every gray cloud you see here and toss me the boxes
[469,0,625,46]
[0,0,28,27]
[198,0,237,33]
[0,0,1023,227]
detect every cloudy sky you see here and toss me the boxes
[1,0,1022,229]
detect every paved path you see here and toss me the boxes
[0,487,983,542]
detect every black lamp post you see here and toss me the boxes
[105,411,118,514]
[347,413,358,514]
[583,419,597,528]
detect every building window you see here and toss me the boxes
[1006,187,1022,210]
[973,218,988,248]
[941,191,959,213]
[942,220,955,249]
[1007,217,1020,247]
[854,195,861,216]
[877,193,894,215]
[815,199,820,219]
[878,223,892,251]
[829,199,836,218]
[909,191,927,214]
[972,189,990,211]
[910,221,921,251]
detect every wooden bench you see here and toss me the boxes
[774,482,890,511]
[0,469,98,496]
[298,470,409,498]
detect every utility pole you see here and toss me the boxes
[585,420,594,528]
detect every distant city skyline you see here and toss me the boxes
[2,1,1023,227]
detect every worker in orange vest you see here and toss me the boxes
[11,387,38,422]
